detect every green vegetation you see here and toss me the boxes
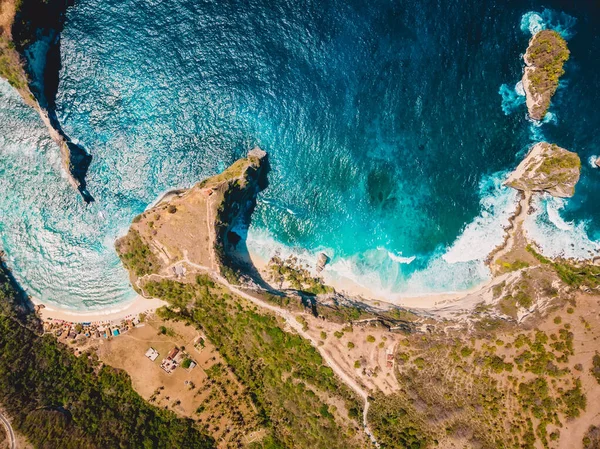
[583,426,600,449]
[268,256,333,295]
[147,278,364,449]
[526,30,570,117]
[527,245,600,289]
[0,42,28,89]
[115,229,160,277]
[591,353,600,384]
[157,325,175,337]
[368,393,428,449]
[538,145,580,175]
[197,158,252,188]
[0,267,212,449]
[498,259,530,273]
[366,335,376,343]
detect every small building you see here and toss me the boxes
[145,347,159,362]
[167,347,179,360]
[112,328,120,337]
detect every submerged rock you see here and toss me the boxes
[522,29,569,121]
[506,142,581,198]
[316,253,330,273]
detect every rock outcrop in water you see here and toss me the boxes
[116,148,269,285]
[506,142,581,198]
[522,29,569,121]
[0,0,93,202]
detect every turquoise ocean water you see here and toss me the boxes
[0,1,599,309]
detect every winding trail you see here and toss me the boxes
[138,255,380,446]
[0,411,16,449]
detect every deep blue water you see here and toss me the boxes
[0,0,599,309]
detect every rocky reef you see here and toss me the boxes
[0,0,93,202]
[506,142,581,198]
[116,148,269,285]
[522,29,569,121]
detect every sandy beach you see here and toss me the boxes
[32,295,167,324]
[245,246,490,312]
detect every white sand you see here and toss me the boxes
[247,247,486,311]
[33,295,167,324]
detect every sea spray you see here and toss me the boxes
[520,9,577,39]
[523,195,600,260]
[443,172,519,264]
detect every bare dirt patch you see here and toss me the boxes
[94,315,262,447]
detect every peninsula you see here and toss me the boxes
[116,147,269,287]
[522,29,570,120]
[0,0,93,201]
[506,142,581,198]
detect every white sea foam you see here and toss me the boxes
[521,12,545,35]
[515,81,525,97]
[247,170,519,299]
[520,10,577,39]
[387,251,416,264]
[588,156,599,169]
[523,195,600,260]
[443,172,519,263]
[499,83,526,115]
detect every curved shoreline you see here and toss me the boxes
[32,294,166,324]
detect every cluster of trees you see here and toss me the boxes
[151,277,365,449]
[115,229,160,277]
[0,266,214,449]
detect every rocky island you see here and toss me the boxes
[506,142,581,198]
[0,0,93,201]
[522,29,569,120]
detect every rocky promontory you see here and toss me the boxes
[0,0,93,202]
[116,148,268,285]
[506,142,581,198]
[522,29,569,121]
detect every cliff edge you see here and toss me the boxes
[0,0,93,202]
[506,142,580,198]
[522,29,569,121]
[116,148,268,286]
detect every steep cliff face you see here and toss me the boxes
[506,142,581,198]
[0,0,93,202]
[522,29,569,121]
[116,148,269,285]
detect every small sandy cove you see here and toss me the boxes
[32,295,166,325]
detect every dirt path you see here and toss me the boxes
[139,256,380,447]
[0,411,16,449]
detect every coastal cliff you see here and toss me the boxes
[506,142,581,198]
[0,0,93,202]
[116,148,268,286]
[522,29,569,121]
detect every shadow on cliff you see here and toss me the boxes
[223,153,275,291]
[12,0,94,203]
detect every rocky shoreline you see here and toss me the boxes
[0,0,93,202]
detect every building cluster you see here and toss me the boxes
[43,315,143,342]
[157,347,197,374]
